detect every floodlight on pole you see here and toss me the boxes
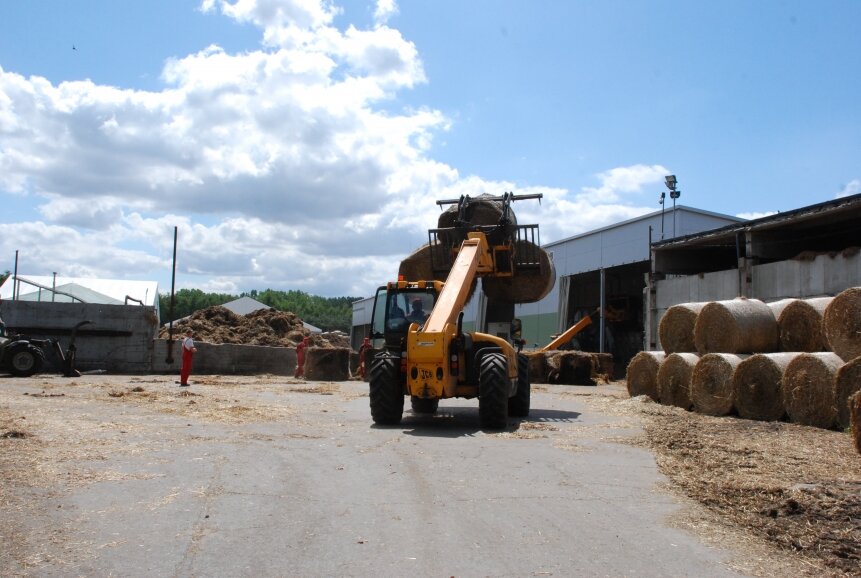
[659,191,666,239]
[664,175,681,237]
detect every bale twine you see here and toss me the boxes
[733,352,801,421]
[834,356,861,429]
[823,287,861,361]
[691,353,747,416]
[625,351,665,401]
[482,241,556,304]
[850,391,861,455]
[782,352,842,429]
[774,297,831,352]
[656,353,699,410]
[304,347,350,381]
[694,298,779,355]
[525,351,547,384]
[658,302,705,354]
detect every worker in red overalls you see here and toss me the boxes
[294,336,309,378]
[180,328,197,387]
[357,337,371,378]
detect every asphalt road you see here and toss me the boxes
[1,376,748,577]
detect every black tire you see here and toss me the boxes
[9,344,45,377]
[369,354,404,425]
[509,353,530,417]
[479,353,509,430]
[410,396,439,414]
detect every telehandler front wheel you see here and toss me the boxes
[369,354,404,425]
[508,353,530,417]
[479,352,508,430]
[410,396,439,414]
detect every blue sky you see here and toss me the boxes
[1,0,858,297]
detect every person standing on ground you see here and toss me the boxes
[357,336,372,378]
[180,328,197,387]
[295,335,309,378]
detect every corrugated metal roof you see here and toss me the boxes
[1,275,158,306]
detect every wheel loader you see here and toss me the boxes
[368,192,544,429]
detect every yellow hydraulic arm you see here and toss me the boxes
[541,314,593,352]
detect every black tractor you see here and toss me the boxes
[0,333,50,377]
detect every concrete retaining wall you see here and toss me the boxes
[151,339,296,376]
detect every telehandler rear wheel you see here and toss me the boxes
[479,353,508,430]
[508,353,530,417]
[369,354,404,425]
[410,396,439,414]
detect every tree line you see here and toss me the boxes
[158,288,360,333]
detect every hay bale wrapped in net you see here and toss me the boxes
[850,391,861,455]
[437,194,515,229]
[823,287,861,361]
[782,352,842,429]
[546,351,596,385]
[658,302,705,354]
[733,352,801,421]
[482,241,556,304]
[834,356,861,429]
[524,351,548,383]
[694,298,779,355]
[625,351,665,401]
[691,353,747,416]
[773,297,832,352]
[304,347,350,381]
[657,353,699,410]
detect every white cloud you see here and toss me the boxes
[837,179,860,198]
[0,1,663,297]
[736,211,777,221]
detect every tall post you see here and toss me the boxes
[52,272,57,302]
[599,268,605,354]
[166,226,178,364]
[12,250,19,300]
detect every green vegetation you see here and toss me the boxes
[158,288,360,333]
[0,270,9,286]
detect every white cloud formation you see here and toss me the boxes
[0,0,660,297]
[837,179,860,198]
[736,211,778,221]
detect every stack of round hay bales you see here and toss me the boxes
[625,351,665,401]
[781,352,842,429]
[850,391,861,455]
[694,298,779,355]
[691,353,747,416]
[658,302,705,353]
[546,351,596,385]
[834,357,861,430]
[823,287,861,361]
[770,297,831,352]
[733,352,801,421]
[656,353,699,409]
[304,347,351,381]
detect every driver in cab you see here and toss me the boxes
[406,298,429,324]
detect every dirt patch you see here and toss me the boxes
[584,389,861,576]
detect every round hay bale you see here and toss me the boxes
[304,347,350,381]
[656,353,699,410]
[782,352,842,429]
[398,244,441,282]
[482,241,555,304]
[773,297,831,352]
[850,391,861,455]
[823,287,861,361]
[625,351,665,401]
[691,353,747,416]
[733,352,801,421]
[525,351,548,384]
[546,351,596,385]
[694,298,779,355]
[834,356,861,429]
[658,302,706,354]
[437,194,515,229]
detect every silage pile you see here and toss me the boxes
[626,288,861,446]
[160,306,351,349]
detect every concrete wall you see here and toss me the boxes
[152,339,296,376]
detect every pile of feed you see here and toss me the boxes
[159,306,350,349]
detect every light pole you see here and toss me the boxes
[665,175,681,237]
[658,191,666,239]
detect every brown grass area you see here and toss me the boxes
[584,389,861,576]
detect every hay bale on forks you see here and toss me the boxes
[399,243,443,282]
[834,356,861,429]
[694,298,779,355]
[625,351,665,401]
[658,302,705,354]
[733,352,801,421]
[823,287,861,361]
[691,353,747,416]
[304,347,350,381]
[774,297,831,352]
[482,240,556,304]
[657,353,699,410]
[782,352,842,429]
[850,391,861,455]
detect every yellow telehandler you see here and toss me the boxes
[368,192,544,429]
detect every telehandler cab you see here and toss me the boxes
[368,192,543,429]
